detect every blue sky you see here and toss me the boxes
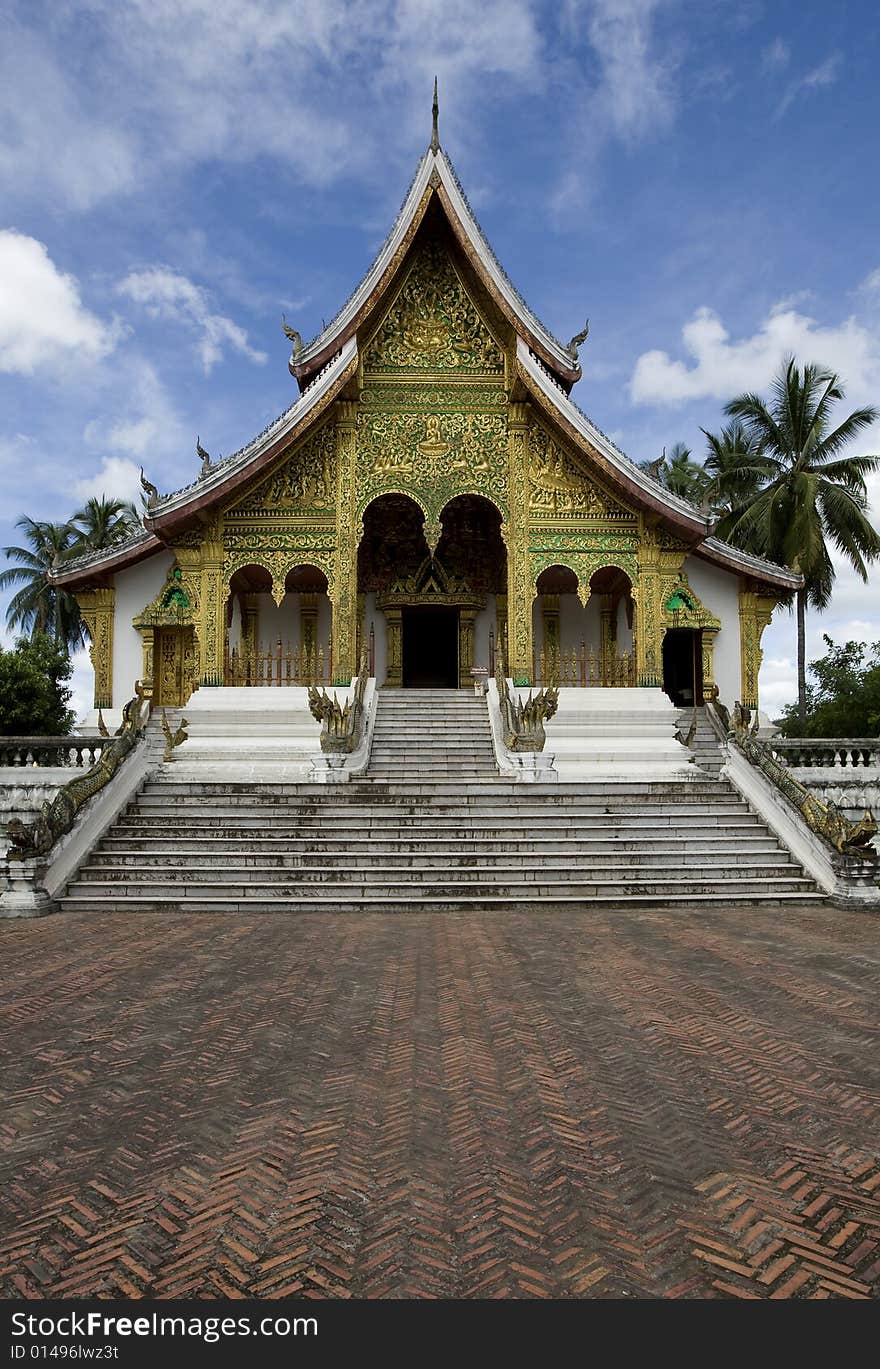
[2,0,879,717]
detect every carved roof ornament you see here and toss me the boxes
[430,76,440,155]
[566,319,589,362]
[139,467,159,509]
[282,315,304,368]
[196,435,212,478]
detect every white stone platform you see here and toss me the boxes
[534,687,694,781]
[165,686,325,778]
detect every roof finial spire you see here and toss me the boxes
[430,76,440,154]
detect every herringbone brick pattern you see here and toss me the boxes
[0,903,878,1298]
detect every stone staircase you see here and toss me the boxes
[367,689,498,782]
[58,689,824,913]
[679,705,726,779]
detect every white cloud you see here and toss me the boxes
[0,231,119,375]
[0,2,544,211]
[81,358,190,480]
[586,0,675,139]
[73,457,144,507]
[761,38,790,70]
[0,26,137,212]
[118,267,268,374]
[630,302,880,406]
[860,268,880,297]
[776,52,842,118]
[69,646,95,726]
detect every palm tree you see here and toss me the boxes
[702,419,766,515]
[718,358,880,728]
[640,442,711,505]
[70,495,140,553]
[662,442,711,503]
[0,517,83,650]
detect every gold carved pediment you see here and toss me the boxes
[133,563,199,628]
[376,556,484,610]
[225,422,337,516]
[364,242,504,375]
[527,419,637,520]
[662,574,720,631]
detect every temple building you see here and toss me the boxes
[55,107,799,720]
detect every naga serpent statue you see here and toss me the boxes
[6,691,150,860]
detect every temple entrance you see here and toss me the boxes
[153,626,196,706]
[358,492,506,687]
[662,628,703,707]
[401,607,459,687]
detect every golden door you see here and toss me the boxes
[154,627,195,706]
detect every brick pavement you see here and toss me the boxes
[1,903,878,1299]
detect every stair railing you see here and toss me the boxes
[5,688,152,861]
[720,702,877,862]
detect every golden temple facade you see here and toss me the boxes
[56,122,800,718]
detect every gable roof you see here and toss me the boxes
[292,146,581,389]
[51,129,803,596]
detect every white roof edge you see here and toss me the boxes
[296,154,433,367]
[150,338,358,517]
[698,535,802,587]
[51,529,160,581]
[296,149,575,374]
[435,153,576,373]
[516,339,712,533]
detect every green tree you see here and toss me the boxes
[776,635,880,737]
[70,495,139,554]
[0,633,75,736]
[0,516,83,650]
[702,419,766,515]
[640,442,711,505]
[718,358,880,729]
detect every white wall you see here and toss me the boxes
[228,595,242,651]
[254,592,332,660]
[683,554,741,709]
[362,593,387,684]
[113,549,174,708]
[473,594,496,673]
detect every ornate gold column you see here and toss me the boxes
[384,609,402,687]
[76,587,115,709]
[241,593,259,657]
[140,626,155,699]
[198,519,226,686]
[635,529,662,686]
[332,401,358,685]
[507,403,533,685]
[701,627,718,696]
[738,581,776,710]
[299,593,318,656]
[458,609,476,687]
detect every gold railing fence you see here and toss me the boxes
[224,640,331,687]
[535,644,636,688]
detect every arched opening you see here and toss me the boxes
[225,563,331,685]
[358,493,506,686]
[532,564,635,685]
[662,630,703,707]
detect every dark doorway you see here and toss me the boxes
[402,607,459,687]
[662,628,703,707]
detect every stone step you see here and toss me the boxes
[68,872,815,900]
[125,798,762,818]
[138,779,729,798]
[130,788,749,804]
[59,891,827,913]
[81,857,798,881]
[98,836,786,856]
[114,819,767,840]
